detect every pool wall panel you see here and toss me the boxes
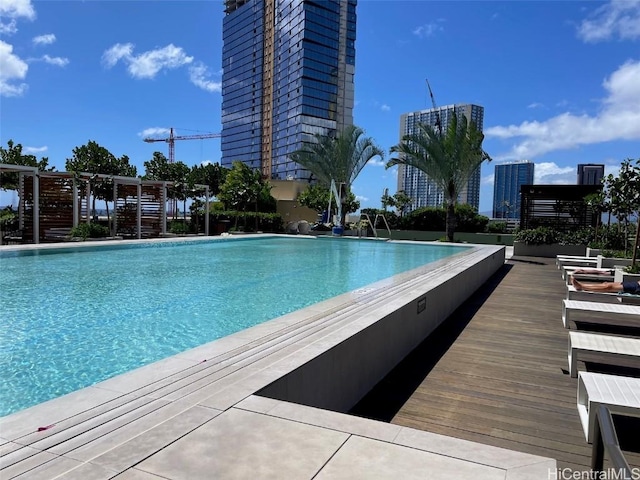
[257,246,505,412]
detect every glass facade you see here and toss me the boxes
[221,0,356,179]
[397,104,484,212]
[577,164,604,185]
[492,161,534,219]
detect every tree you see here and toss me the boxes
[381,190,412,218]
[289,125,384,226]
[387,111,491,242]
[297,183,359,219]
[142,152,172,181]
[605,158,640,265]
[218,161,273,230]
[143,152,194,220]
[66,140,137,223]
[190,162,228,197]
[0,140,54,192]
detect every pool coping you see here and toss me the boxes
[0,236,555,479]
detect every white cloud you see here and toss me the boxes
[0,19,18,35]
[0,0,35,20]
[380,104,390,112]
[412,20,444,38]
[33,33,55,45]
[188,62,221,92]
[527,102,544,109]
[102,43,133,67]
[533,162,575,184]
[485,59,640,160]
[481,173,494,186]
[27,54,70,67]
[102,43,193,79]
[577,0,640,42]
[23,145,47,154]
[138,127,171,138]
[355,194,369,203]
[0,0,35,35]
[368,158,386,167]
[0,40,28,97]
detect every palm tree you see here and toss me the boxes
[387,112,491,242]
[290,124,384,226]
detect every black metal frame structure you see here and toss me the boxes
[519,184,602,232]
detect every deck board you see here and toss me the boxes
[351,255,640,470]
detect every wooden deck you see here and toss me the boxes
[351,255,640,471]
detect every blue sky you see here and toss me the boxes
[1,0,639,215]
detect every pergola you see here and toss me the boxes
[0,163,40,243]
[0,164,211,243]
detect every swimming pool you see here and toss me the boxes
[0,236,469,416]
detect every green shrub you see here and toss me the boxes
[69,223,110,240]
[601,249,630,258]
[515,226,598,246]
[514,227,560,245]
[0,207,18,232]
[559,227,594,246]
[169,221,190,234]
[588,225,628,251]
[624,263,640,274]
[401,205,488,232]
[486,221,507,234]
[204,211,284,233]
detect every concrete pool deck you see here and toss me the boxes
[0,238,552,479]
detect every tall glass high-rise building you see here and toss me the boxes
[492,161,534,219]
[221,0,356,180]
[397,104,484,213]
[577,164,604,185]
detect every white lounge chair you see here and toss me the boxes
[577,372,640,443]
[562,299,640,329]
[618,293,640,305]
[562,266,614,281]
[556,254,591,266]
[565,285,620,303]
[568,331,640,378]
[557,257,598,270]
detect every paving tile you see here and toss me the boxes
[46,398,168,461]
[262,399,403,443]
[506,461,558,480]
[1,444,48,470]
[92,356,197,394]
[0,450,58,479]
[136,407,348,480]
[112,469,167,480]
[47,398,169,457]
[315,435,505,480]
[91,405,221,472]
[234,394,282,414]
[0,440,23,457]
[0,387,123,441]
[30,395,161,452]
[13,457,113,480]
[394,426,555,470]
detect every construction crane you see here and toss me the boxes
[426,78,442,134]
[142,127,221,164]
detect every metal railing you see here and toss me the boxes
[359,213,391,238]
[591,405,633,479]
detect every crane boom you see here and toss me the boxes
[426,78,442,134]
[142,127,221,163]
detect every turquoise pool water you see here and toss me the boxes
[0,236,468,416]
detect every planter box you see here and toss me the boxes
[597,256,633,269]
[512,241,586,258]
[614,270,640,283]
